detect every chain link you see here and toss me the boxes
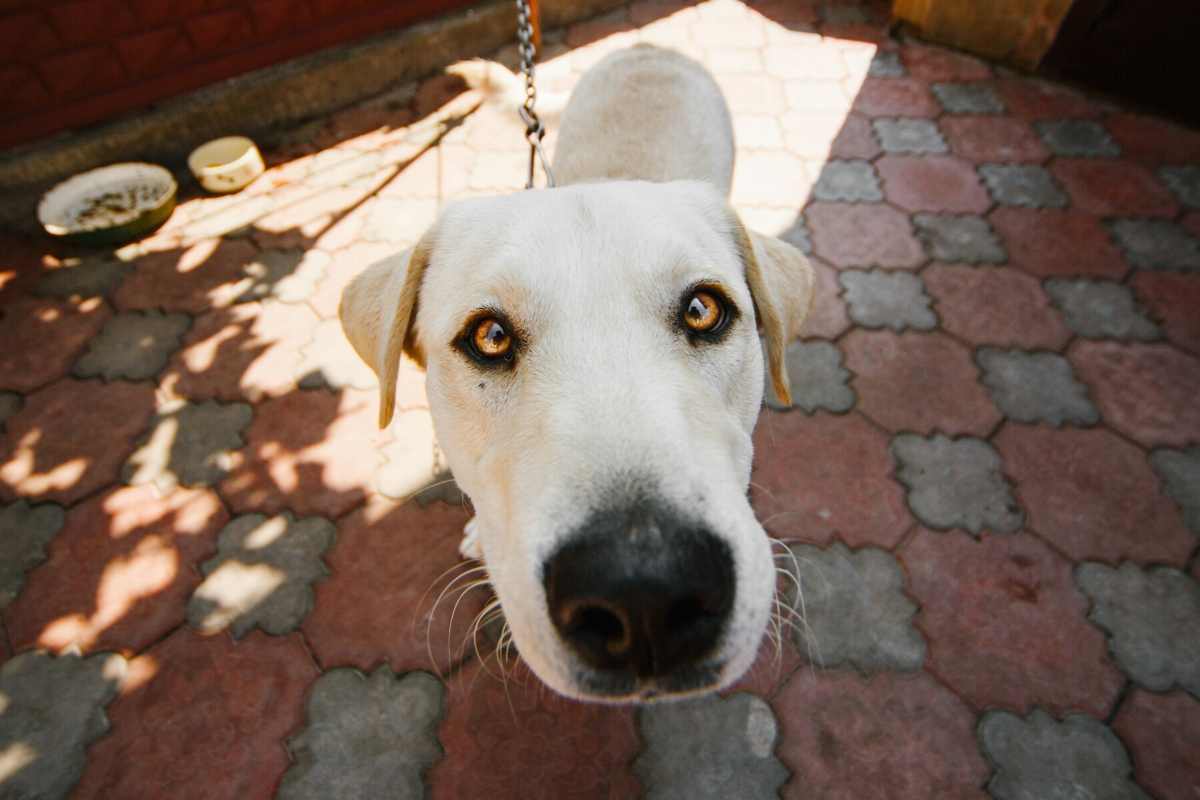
[516,0,555,189]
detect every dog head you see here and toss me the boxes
[341,179,813,702]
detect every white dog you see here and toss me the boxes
[340,45,814,702]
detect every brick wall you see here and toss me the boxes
[0,0,479,150]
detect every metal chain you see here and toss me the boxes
[516,0,555,189]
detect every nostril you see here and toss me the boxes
[564,602,632,657]
[666,593,717,631]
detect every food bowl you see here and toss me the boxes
[38,162,177,246]
[188,136,265,193]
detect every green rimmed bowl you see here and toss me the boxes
[38,162,177,246]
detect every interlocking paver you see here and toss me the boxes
[123,398,252,490]
[924,265,1072,350]
[979,710,1150,800]
[840,270,937,331]
[297,318,378,390]
[374,409,442,501]
[1050,159,1179,217]
[764,44,846,80]
[940,115,1050,163]
[1107,219,1200,271]
[1035,119,1121,157]
[979,164,1068,208]
[1150,446,1200,534]
[0,296,111,393]
[810,159,882,202]
[0,391,19,431]
[994,77,1105,120]
[977,348,1099,426]
[1106,112,1200,164]
[872,118,947,154]
[891,433,1022,535]
[1133,272,1200,355]
[731,150,811,207]
[762,340,855,413]
[1076,563,1200,696]
[1112,690,1200,800]
[867,50,904,77]
[0,651,127,800]
[799,257,850,339]
[237,248,330,303]
[805,202,925,269]
[901,40,991,81]
[828,113,882,160]
[912,213,1005,263]
[0,499,65,608]
[114,237,261,314]
[990,207,1128,280]
[72,310,191,381]
[878,155,990,213]
[852,77,939,117]
[1045,279,1160,341]
[635,693,787,800]
[932,82,1004,114]
[781,80,850,112]
[35,256,130,300]
[1160,165,1200,208]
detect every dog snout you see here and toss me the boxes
[542,512,734,681]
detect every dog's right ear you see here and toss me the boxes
[339,232,434,428]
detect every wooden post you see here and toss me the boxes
[529,0,543,54]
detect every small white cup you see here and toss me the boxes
[188,136,265,193]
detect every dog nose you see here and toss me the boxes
[543,519,734,679]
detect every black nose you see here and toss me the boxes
[542,509,735,680]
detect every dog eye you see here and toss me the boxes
[681,289,729,336]
[470,318,512,359]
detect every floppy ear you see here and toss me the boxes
[729,215,815,408]
[339,232,434,428]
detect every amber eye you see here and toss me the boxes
[470,317,512,360]
[683,290,726,334]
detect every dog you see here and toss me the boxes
[340,44,814,702]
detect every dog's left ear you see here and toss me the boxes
[729,214,815,407]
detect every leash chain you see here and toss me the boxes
[516,0,555,189]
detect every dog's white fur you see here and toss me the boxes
[341,45,814,702]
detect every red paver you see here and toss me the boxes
[901,528,1124,718]
[750,410,913,548]
[842,330,1002,437]
[805,202,925,269]
[989,207,1128,280]
[430,658,641,800]
[851,77,939,117]
[782,110,859,158]
[1131,272,1200,357]
[4,484,227,656]
[766,44,848,80]
[219,388,385,517]
[1113,690,1200,800]
[0,296,111,393]
[800,256,851,339]
[993,77,1106,120]
[924,264,1071,350]
[307,240,396,319]
[829,112,881,160]
[732,150,812,207]
[74,629,317,800]
[876,155,991,214]
[901,40,991,81]
[0,378,156,505]
[774,669,989,799]
[1105,112,1200,164]
[1070,341,1200,449]
[940,115,1050,163]
[1049,159,1179,218]
[994,424,1194,566]
[723,632,804,699]
[114,238,260,314]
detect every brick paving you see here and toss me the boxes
[0,0,1197,797]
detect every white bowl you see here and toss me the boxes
[188,136,264,193]
[38,162,177,245]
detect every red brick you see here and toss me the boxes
[1105,112,1200,165]
[901,40,991,81]
[1049,159,1179,218]
[186,7,254,52]
[0,12,60,59]
[901,528,1124,718]
[1113,690,1200,800]
[876,155,990,214]
[851,77,939,118]
[48,0,137,46]
[923,264,1071,350]
[0,296,110,392]
[115,238,260,314]
[775,670,988,798]
[989,208,1128,280]
[116,25,193,78]
[843,330,1002,436]
[800,256,851,339]
[995,424,1194,565]
[993,77,1106,120]
[940,115,1049,164]
[430,658,641,800]
[37,44,126,98]
[1069,341,1200,449]
[4,485,227,656]
[805,202,925,269]
[1131,271,1200,357]
[75,629,317,799]
[249,0,314,37]
[750,410,913,549]
[0,378,156,505]
[0,63,53,114]
[829,112,881,160]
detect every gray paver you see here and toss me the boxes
[912,213,1006,264]
[872,118,948,154]
[1035,119,1121,157]
[1076,562,1200,696]
[0,651,127,800]
[1159,165,1200,208]
[979,164,1068,208]
[891,434,1024,534]
[0,391,21,431]
[812,160,883,203]
[932,82,1004,114]
[278,667,443,800]
[979,709,1150,800]
[35,257,130,300]
[635,693,788,800]
[72,310,191,381]
[1108,218,1200,271]
[977,348,1099,427]
[238,248,329,304]
[188,511,336,637]
[0,499,65,608]
[840,270,937,332]
[1150,446,1200,534]
[763,340,856,413]
[123,399,253,490]
[297,318,378,390]
[780,216,812,255]
[376,409,441,501]
[868,51,905,77]
[1045,279,1160,340]
[784,541,926,671]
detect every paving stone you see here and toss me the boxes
[72,310,191,381]
[877,155,991,213]
[1076,562,1200,695]
[114,238,261,314]
[1050,159,1179,218]
[995,424,1194,564]
[940,115,1050,163]
[235,248,330,303]
[1106,112,1200,164]
[976,348,1099,426]
[782,80,851,113]
[0,499,65,608]
[810,159,882,202]
[840,270,937,331]
[872,118,947,154]
[1150,446,1200,534]
[763,340,855,412]
[805,202,925,269]
[867,50,904,77]
[35,256,131,300]
[828,113,882,160]
[375,408,444,502]
[774,670,988,797]
[731,150,812,207]
[931,82,1004,113]
[1112,689,1200,800]
[925,265,1072,350]
[1160,164,1200,208]
[901,40,991,81]
[853,77,939,117]
[0,651,127,800]
[1107,218,1200,271]
[902,529,1123,717]
[990,208,1128,280]
[980,164,1069,208]
[912,213,1005,264]
[0,296,111,393]
[751,411,913,549]
[0,391,19,431]
[307,240,395,319]
[278,667,442,799]
[994,77,1106,120]
[1045,278,1160,341]
[979,710,1150,800]
[1132,271,1200,355]
[1035,119,1121,157]
[799,257,851,339]
[890,433,1021,534]
[296,318,378,391]
[123,398,252,490]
